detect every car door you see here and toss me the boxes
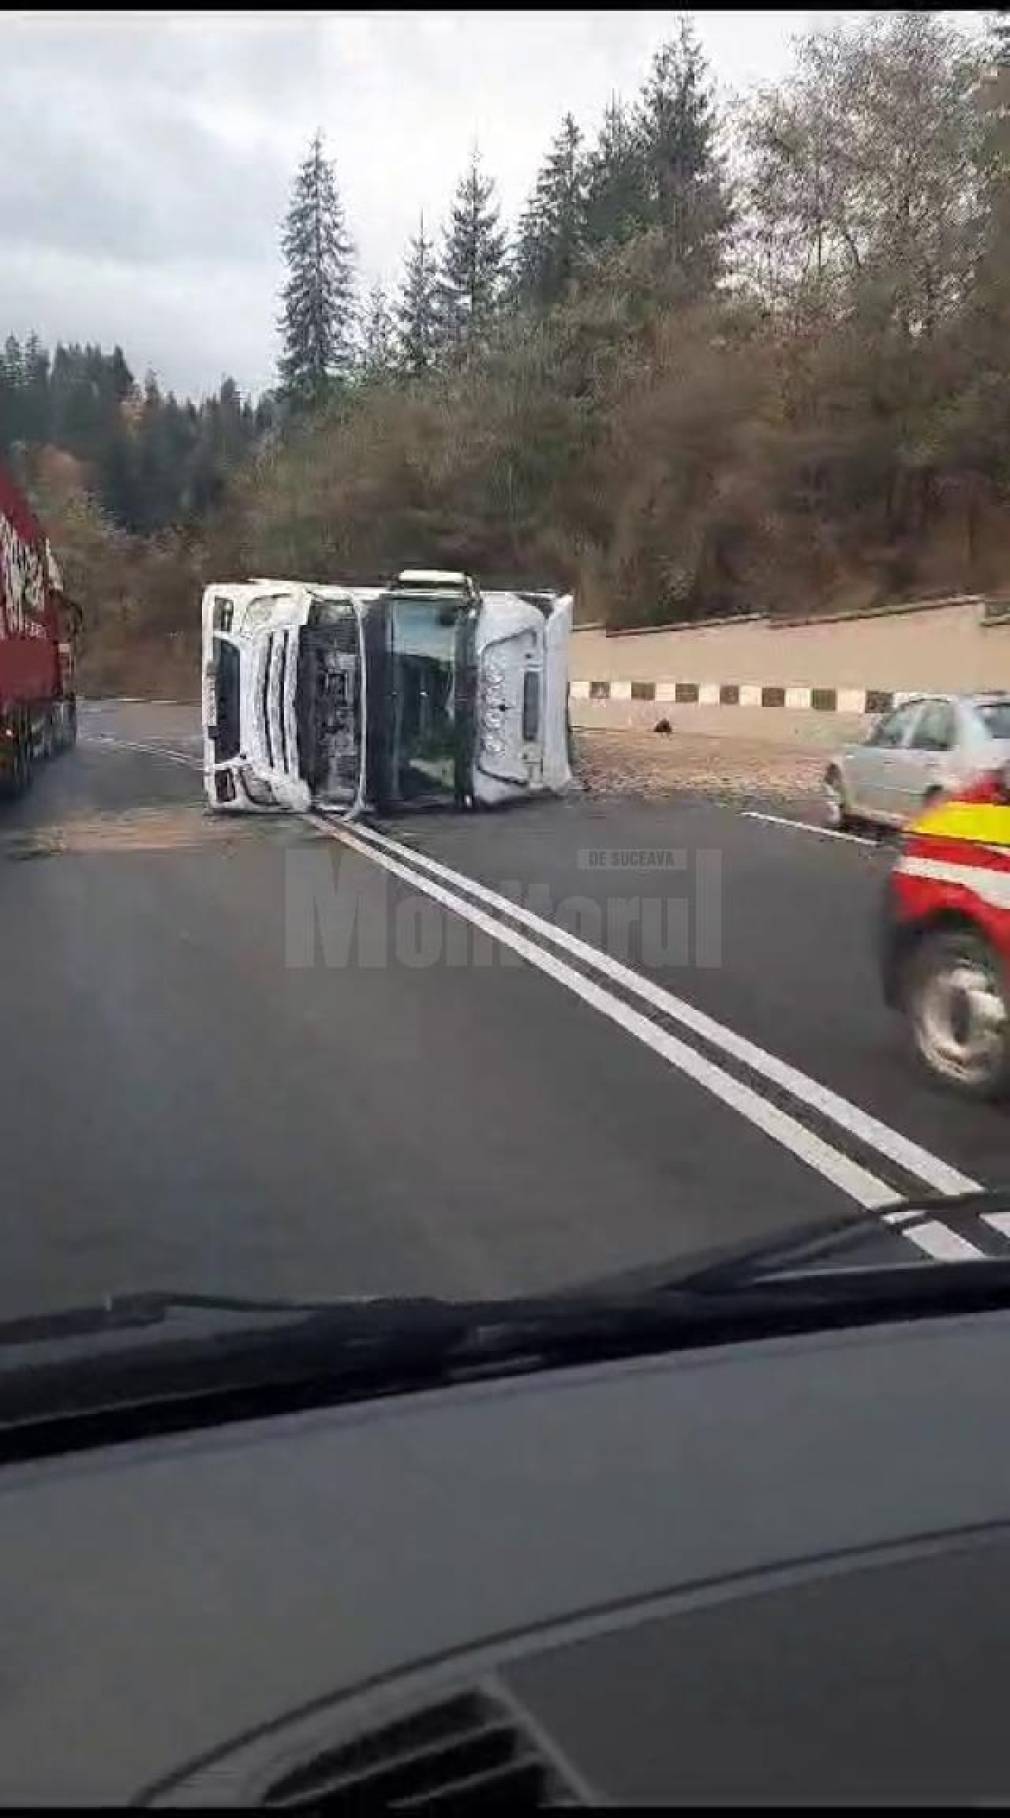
[846,701,924,820]
[901,697,959,817]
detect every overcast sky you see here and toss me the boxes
[0,9,986,401]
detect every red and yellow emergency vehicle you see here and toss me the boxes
[883,768,1010,1098]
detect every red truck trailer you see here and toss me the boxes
[0,461,80,797]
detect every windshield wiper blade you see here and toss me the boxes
[0,1294,477,1456]
[647,1186,1010,1297]
[0,1289,417,1349]
[7,1203,1010,1464]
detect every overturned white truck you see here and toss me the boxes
[202,569,573,816]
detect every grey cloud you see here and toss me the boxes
[4,12,898,398]
[4,243,280,399]
[0,64,289,267]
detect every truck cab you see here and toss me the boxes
[202,570,572,816]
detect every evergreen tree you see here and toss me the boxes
[359,282,396,378]
[395,214,439,375]
[515,113,588,308]
[2,334,22,389]
[0,327,259,533]
[582,95,650,250]
[636,17,730,289]
[1,336,25,448]
[108,345,135,404]
[278,130,357,406]
[436,149,507,351]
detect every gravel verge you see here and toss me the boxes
[574,727,829,807]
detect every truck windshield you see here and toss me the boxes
[387,593,463,801]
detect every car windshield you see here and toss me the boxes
[3,6,1009,1423]
[976,701,1010,740]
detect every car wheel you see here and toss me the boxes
[823,766,853,831]
[903,927,1010,1100]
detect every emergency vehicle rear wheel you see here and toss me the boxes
[904,928,1010,1100]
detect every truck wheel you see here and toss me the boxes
[4,713,33,798]
[18,715,33,792]
[903,927,1010,1100]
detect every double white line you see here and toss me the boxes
[312,813,984,1263]
[84,731,988,1260]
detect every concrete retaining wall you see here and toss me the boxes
[570,596,1010,742]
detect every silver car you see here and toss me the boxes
[824,692,1010,831]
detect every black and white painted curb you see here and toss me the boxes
[571,680,905,713]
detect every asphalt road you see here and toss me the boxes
[1,699,1006,1322]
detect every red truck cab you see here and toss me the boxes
[882,768,1010,1098]
[0,462,79,795]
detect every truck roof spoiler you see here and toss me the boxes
[393,569,476,595]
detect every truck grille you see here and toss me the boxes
[260,635,274,768]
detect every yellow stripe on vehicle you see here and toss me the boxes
[907,800,1010,848]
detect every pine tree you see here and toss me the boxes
[515,113,587,308]
[582,95,650,251]
[396,213,440,375]
[108,345,135,404]
[636,17,730,290]
[360,282,396,378]
[0,337,24,452]
[436,150,507,351]
[21,335,50,444]
[278,130,357,406]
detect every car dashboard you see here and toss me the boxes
[3,1306,1010,1804]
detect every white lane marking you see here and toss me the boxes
[85,735,201,770]
[314,817,903,1214]
[743,811,877,848]
[901,1221,987,1263]
[346,820,979,1200]
[983,1210,1010,1240]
